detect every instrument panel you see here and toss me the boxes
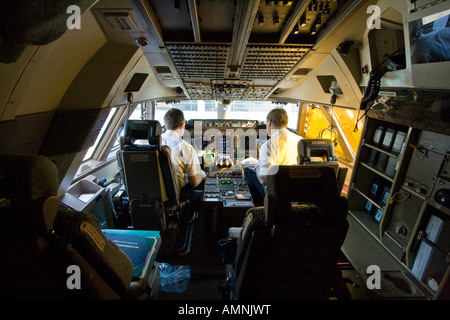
[203,166,254,207]
[186,119,261,208]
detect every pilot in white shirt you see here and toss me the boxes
[161,108,206,200]
[245,108,302,206]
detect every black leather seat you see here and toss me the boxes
[298,138,348,195]
[117,120,195,257]
[223,165,350,300]
[0,154,154,299]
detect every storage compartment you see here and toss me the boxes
[382,190,424,261]
[345,114,450,299]
[60,178,116,229]
[411,210,450,294]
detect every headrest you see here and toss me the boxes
[298,139,338,164]
[264,165,345,225]
[0,154,59,233]
[123,120,162,147]
[53,209,134,297]
[0,155,58,206]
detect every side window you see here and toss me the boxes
[83,107,117,161]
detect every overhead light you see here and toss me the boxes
[273,12,279,24]
[314,15,322,27]
[136,37,149,46]
[293,23,299,34]
[310,26,317,35]
[299,14,307,27]
[258,13,264,25]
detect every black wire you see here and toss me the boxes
[352,48,405,132]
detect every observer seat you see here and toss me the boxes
[221,165,350,300]
[0,154,157,299]
[117,119,195,257]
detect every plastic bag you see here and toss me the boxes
[158,263,191,293]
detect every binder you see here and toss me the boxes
[103,229,160,278]
[367,149,378,165]
[375,153,389,171]
[372,125,385,146]
[381,128,396,151]
[374,186,390,222]
[411,215,445,281]
[385,156,398,177]
[365,179,384,215]
[391,131,406,154]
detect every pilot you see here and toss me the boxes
[244,108,302,206]
[161,108,206,201]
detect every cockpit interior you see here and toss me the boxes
[0,0,450,305]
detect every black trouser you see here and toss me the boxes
[180,183,203,211]
[243,167,265,207]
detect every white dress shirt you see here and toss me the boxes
[161,130,202,189]
[257,128,302,178]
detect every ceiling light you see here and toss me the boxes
[273,12,279,24]
[299,15,307,27]
[258,13,264,25]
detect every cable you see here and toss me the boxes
[409,143,426,160]
[318,126,338,146]
[353,49,406,132]
[389,191,409,205]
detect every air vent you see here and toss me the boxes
[294,68,312,76]
[154,66,172,74]
[104,12,139,31]
[124,73,149,92]
[240,46,309,80]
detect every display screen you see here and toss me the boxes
[409,9,450,64]
[217,136,230,151]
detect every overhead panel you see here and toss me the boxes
[184,80,273,101]
[166,44,230,80]
[240,45,310,80]
[128,0,355,101]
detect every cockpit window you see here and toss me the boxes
[154,99,298,130]
[155,100,219,124]
[83,107,118,161]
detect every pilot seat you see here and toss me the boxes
[298,138,348,195]
[219,165,350,300]
[117,119,195,257]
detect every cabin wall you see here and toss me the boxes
[0,10,106,156]
[0,8,185,190]
[0,10,107,120]
[278,50,363,108]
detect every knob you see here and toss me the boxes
[404,181,413,187]
[395,225,407,235]
[415,187,426,194]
